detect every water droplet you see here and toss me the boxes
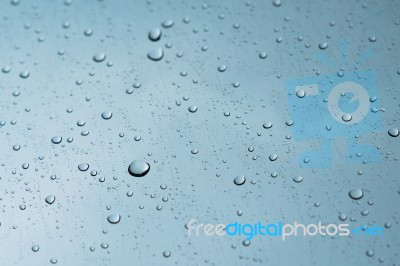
[32,245,39,252]
[50,258,57,264]
[233,175,246,186]
[342,114,352,122]
[338,213,347,221]
[45,195,56,205]
[93,53,106,63]
[128,160,150,177]
[51,136,62,144]
[296,90,306,98]
[77,120,85,126]
[293,176,303,183]
[13,144,20,151]
[84,29,93,36]
[285,120,294,126]
[233,81,240,88]
[19,70,30,79]
[349,189,363,200]
[101,111,113,120]
[218,65,227,72]
[319,42,328,50]
[366,249,374,257]
[161,20,174,28]
[269,154,278,161]
[263,122,273,129]
[2,66,11,73]
[107,214,121,224]
[188,105,198,113]
[147,48,164,61]
[272,0,282,7]
[388,128,399,137]
[259,52,267,59]
[163,250,171,258]
[148,28,162,41]
[242,239,251,246]
[368,36,377,42]
[78,163,89,172]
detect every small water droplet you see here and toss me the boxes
[19,70,30,79]
[32,245,39,252]
[161,20,174,28]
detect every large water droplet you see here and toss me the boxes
[259,52,268,59]
[148,28,162,41]
[293,176,303,183]
[218,65,227,72]
[272,0,282,7]
[319,42,328,50]
[147,48,164,61]
[188,105,198,113]
[349,189,363,200]
[51,136,62,144]
[107,214,121,224]
[269,154,278,161]
[101,111,113,120]
[296,90,306,98]
[342,114,352,122]
[128,160,150,177]
[233,175,246,186]
[163,250,171,258]
[78,163,89,172]
[93,53,106,63]
[388,128,399,137]
[45,195,56,205]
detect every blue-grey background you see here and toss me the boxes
[0,0,399,265]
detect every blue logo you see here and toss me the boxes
[287,40,382,168]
